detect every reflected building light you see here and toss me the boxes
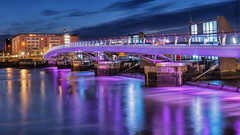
[191,97,204,135]
[7,81,13,94]
[98,85,105,131]
[41,79,45,98]
[20,69,29,120]
[163,105,171,135]
[209,98,222,135]
[176,107,184,135]
[125,82,144,134]
[6,68,13,80]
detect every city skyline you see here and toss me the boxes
[0,0,239,49]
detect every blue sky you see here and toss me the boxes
[0,0,239,47]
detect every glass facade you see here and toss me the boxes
[203,21,217,43]
[191,24,197,35]
[191,21,218,44]
[203,21,217,34]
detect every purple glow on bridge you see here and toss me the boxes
[44,32,240,59]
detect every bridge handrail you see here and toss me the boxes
[44,32,240,57]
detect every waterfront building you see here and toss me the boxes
[173,16,236,61]
[189,16,234,45]
[11,33,79,58]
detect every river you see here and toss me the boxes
[0,67,240,135]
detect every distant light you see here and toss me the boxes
[193,55,197,58]
[21,52,25,55]
[166,39,170,43]
[233,37,236,44]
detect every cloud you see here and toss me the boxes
[41,9,60,16]
[104,0,155,11]
[145,2,172,13]
[73,1,239,40]
[67,10,98,17]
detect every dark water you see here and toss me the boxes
[198,79,240,87]
[0,67,240,135]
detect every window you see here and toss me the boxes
[191,24,197,34]
[203,21,217,34]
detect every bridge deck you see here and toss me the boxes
[44,44,240,59]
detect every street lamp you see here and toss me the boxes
[21,52,25,59]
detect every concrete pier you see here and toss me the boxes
[71,61,93,71]
[144,62,187,87]
[219,57,237,79]
[94,61,120,76]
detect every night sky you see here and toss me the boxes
[0,0,239,49]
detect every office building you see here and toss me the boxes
[12,33,79,57]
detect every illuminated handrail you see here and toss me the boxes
[45,32,240,55]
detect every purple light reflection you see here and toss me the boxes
[176,107,184,135]
[163,105,171,135]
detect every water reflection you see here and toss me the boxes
[176,106,184,135]
[125,81,144,135]
[0,67,240,135]
[191,97,204,135]
[20,69,29,121]
[208,97,222,135]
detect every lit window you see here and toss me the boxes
[191,24,197,35]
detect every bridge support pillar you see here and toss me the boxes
[144,62,187,87]
[94,61,120,76]
[219,57,237,79]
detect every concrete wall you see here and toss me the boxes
[144,64,187,87]
[94,62,120,76]
[219,57,237,79]
[217,16,234,33]
[140,59,155,69]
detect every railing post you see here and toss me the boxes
[204,35,207,45]
[188,35,192,46]
[143,38,146,46]
[222,34,226,45]
[109,39,111,46]
[135,38,137,46]
[233,36,236,45]
[174,36,178,45]
[104,40,107,46]
[152,37,155,45]
[115,39,117,45]
[163,37,166,46]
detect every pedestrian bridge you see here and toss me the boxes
[44,33,240,59]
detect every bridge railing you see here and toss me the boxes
[46,32,240,53]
